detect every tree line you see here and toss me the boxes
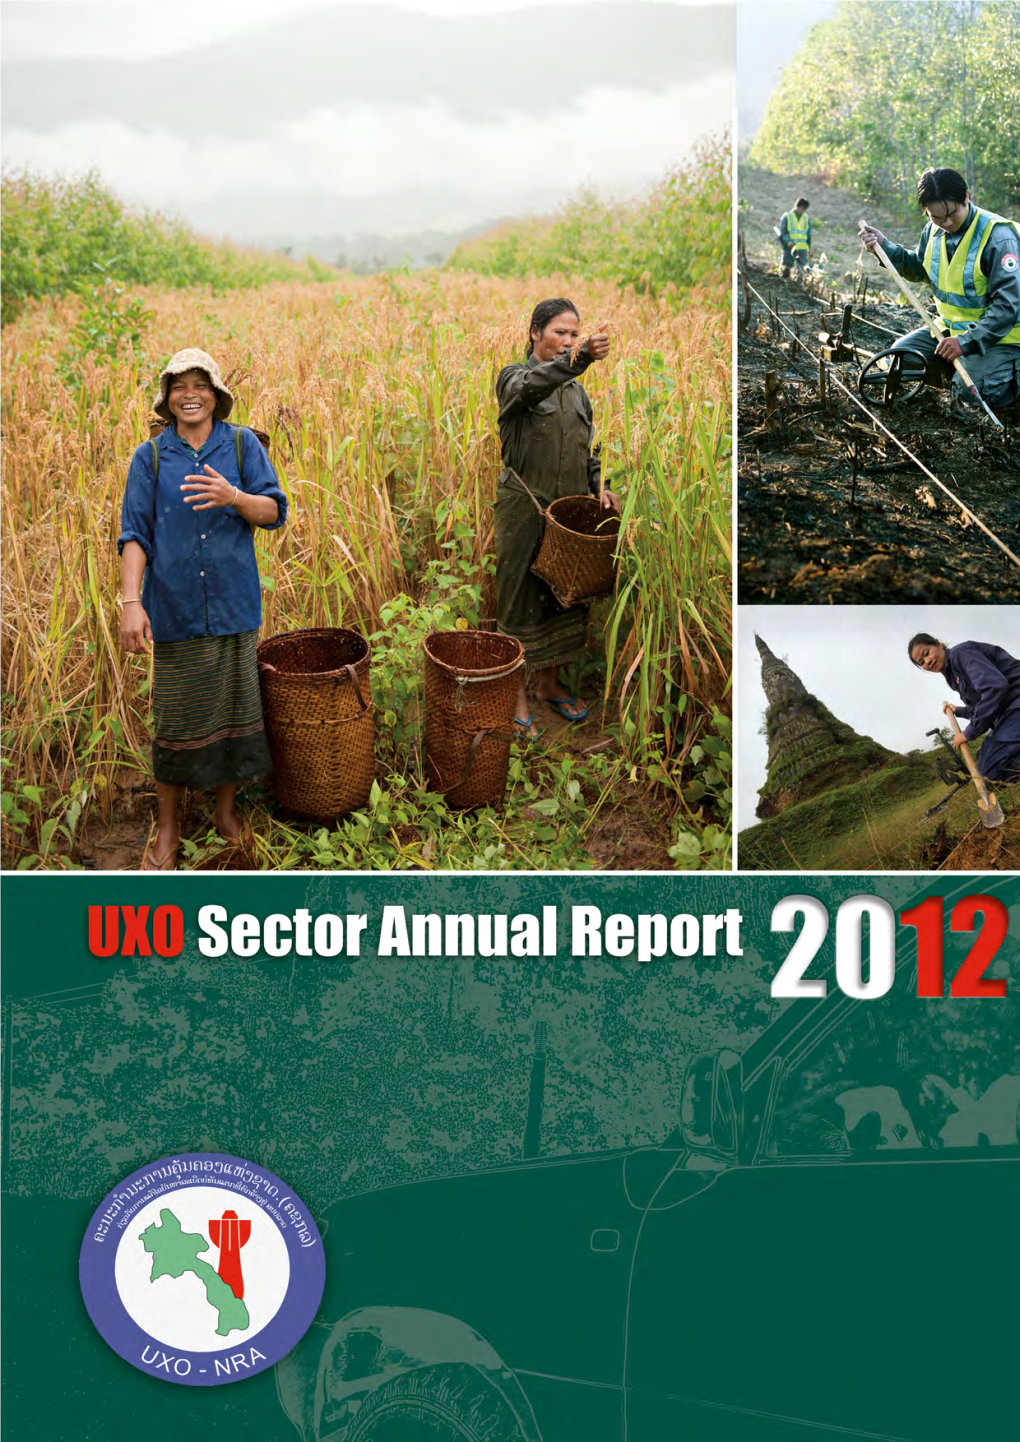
[752,1,1020,217]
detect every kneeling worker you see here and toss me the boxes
[778,198,811,278]
[860,167,1020,412]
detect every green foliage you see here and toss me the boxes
[448,133,731,309]
[667,709,732,870]
[751,1,1020,214]
[178,750,627,872]
[368,558,490,770]
[0,760,86,869]
[57,267,153,385]
[1,168,328,324]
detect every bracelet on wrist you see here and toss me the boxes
[122,598,142,606]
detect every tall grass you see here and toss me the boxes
[0,169,333,325]
[1,268,729,864]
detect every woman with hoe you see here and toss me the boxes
[909,633,1020,783]
[119,349,288,869]
[494,299,621,737]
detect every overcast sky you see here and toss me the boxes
[736,0,836,140]
[736,606,1020,834]
[0,0,734,245]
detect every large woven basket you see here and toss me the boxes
[257,628,375,823]
[423,630,524,810]
[531,494,622,608]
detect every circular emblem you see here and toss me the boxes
[1001,253,1018,271]
[80,1153,324,1385]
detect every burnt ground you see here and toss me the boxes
[737,261,1020,603]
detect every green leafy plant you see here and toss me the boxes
[668,709,733,870]
[58,265,153,385]
[0,761,86,869]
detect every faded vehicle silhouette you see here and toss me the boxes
[277,878,1019,1442]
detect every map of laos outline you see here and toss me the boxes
[140,1209,250,1337]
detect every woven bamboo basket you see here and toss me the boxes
[507,469,623,609]
[257,628,375,823]
[423,630,524,810]
[531,494,622,608]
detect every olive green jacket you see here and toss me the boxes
[496,349,602,502]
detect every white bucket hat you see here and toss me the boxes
[153,348,233,421]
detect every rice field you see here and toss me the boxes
[1,269,731,870]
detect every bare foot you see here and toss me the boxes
[143,824,179,871]
[214,808,242,843]
[514,680,539,736]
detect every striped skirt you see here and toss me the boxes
[151,630,272,788]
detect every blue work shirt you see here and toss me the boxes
[943,640,1020,740]
[118,420,288,643]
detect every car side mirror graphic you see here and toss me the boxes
[681,1048,743,1160]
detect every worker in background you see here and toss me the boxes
[778,198,811,278]
[860,167,1020,413]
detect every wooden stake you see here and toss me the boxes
[765,371,779,419]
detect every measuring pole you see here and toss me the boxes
[858,220,1004,429]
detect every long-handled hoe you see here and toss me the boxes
[858,219,1005,430]
[943,706,1005,828]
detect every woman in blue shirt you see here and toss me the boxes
[119,348,288,869]
[908,632,1020,783]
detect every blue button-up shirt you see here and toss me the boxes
[118,420,288,643]
[944,640,1020,740]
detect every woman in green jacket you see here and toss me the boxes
[494,299,620,737]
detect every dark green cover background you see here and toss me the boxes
[2,873,1018,1442]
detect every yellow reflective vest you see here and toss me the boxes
[782,211,811,253]
[923,207,1020,346]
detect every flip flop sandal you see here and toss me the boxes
[514,713,543,741]
[545,695,588,723]
[141,842,178,872]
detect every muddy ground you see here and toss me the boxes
[907,778,1020,872]
[67,699,675,872]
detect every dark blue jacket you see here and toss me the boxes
[118,420,288,643]
[943,640,1020,740]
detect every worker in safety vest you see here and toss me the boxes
[860,167,1020,411]
[778,198,812,278]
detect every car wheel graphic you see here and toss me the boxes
[344,1363,530,1442]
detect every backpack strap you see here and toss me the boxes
[149,424,264,483]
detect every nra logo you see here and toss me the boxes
[80,1153,324,1386]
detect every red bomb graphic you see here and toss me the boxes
[209,1209,251,1299]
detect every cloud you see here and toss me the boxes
[2,80,731,238]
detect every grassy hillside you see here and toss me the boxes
[450,134,731,312]
[0,169,333,324]
[739,741,1020,871]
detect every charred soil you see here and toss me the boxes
[737,244,1020,603]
